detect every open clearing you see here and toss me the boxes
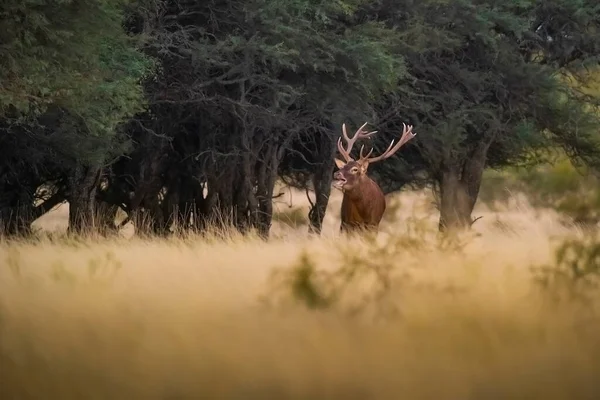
[1,189,599,399]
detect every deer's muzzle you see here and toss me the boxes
[332,171,346,190]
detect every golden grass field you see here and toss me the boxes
[2,187,600,399]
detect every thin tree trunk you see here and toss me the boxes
[256,144,279,239]
[234,130,260,234]
[67,165,101,234]
[196,178,218,231]
[308,133,335,235]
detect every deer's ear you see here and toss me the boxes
[334,158,346,169]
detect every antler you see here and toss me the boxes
[337,122,378,162]
[358,123,416,163]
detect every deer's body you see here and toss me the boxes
[339,176,386,233]
[332,121,416,234]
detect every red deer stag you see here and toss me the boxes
[332,122,416,233]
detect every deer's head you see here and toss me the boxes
[332,122,416,192]
[332,158,369,191]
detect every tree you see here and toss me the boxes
[0,0,153,234]
[3,0,598,239]
[106,0,405,237]
[364,0,600,232]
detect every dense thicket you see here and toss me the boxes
[0,0,152,234]
[1,0,599,237]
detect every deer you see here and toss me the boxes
[332,121,416,234]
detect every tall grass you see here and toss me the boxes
[1,190,600,398]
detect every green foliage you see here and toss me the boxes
[370,0,600,226]
[288,252,332,310]
[253,0,405,113]
[480,157,600,226]
[0,0,153,163]
[533,235,600,306]
[261,250,333,311]
[151,0,405,127]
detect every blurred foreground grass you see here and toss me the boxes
[2,199,600,399]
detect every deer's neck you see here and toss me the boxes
[344,176,381,204]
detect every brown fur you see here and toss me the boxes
[332,121,416,234]
[333,159,386,233]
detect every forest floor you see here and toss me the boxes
[1,187,599,398]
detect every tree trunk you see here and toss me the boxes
[67,165,101,234]
[437,137,492,233]
[255,143,279,240]
[233,130,260,234]
[195,179,218,232]
[211,151,237,231]
[132,197,170,237]
[309,173,332,234]
[308,134,335,235]
[95,200,119,235]
[438,169,475,232]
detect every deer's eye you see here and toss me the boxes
[350,167,359,173]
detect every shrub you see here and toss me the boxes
[262,218,474,320]
[479,158,600,227]
[533,234,600,307]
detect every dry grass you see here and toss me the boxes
[2,189,600,399]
